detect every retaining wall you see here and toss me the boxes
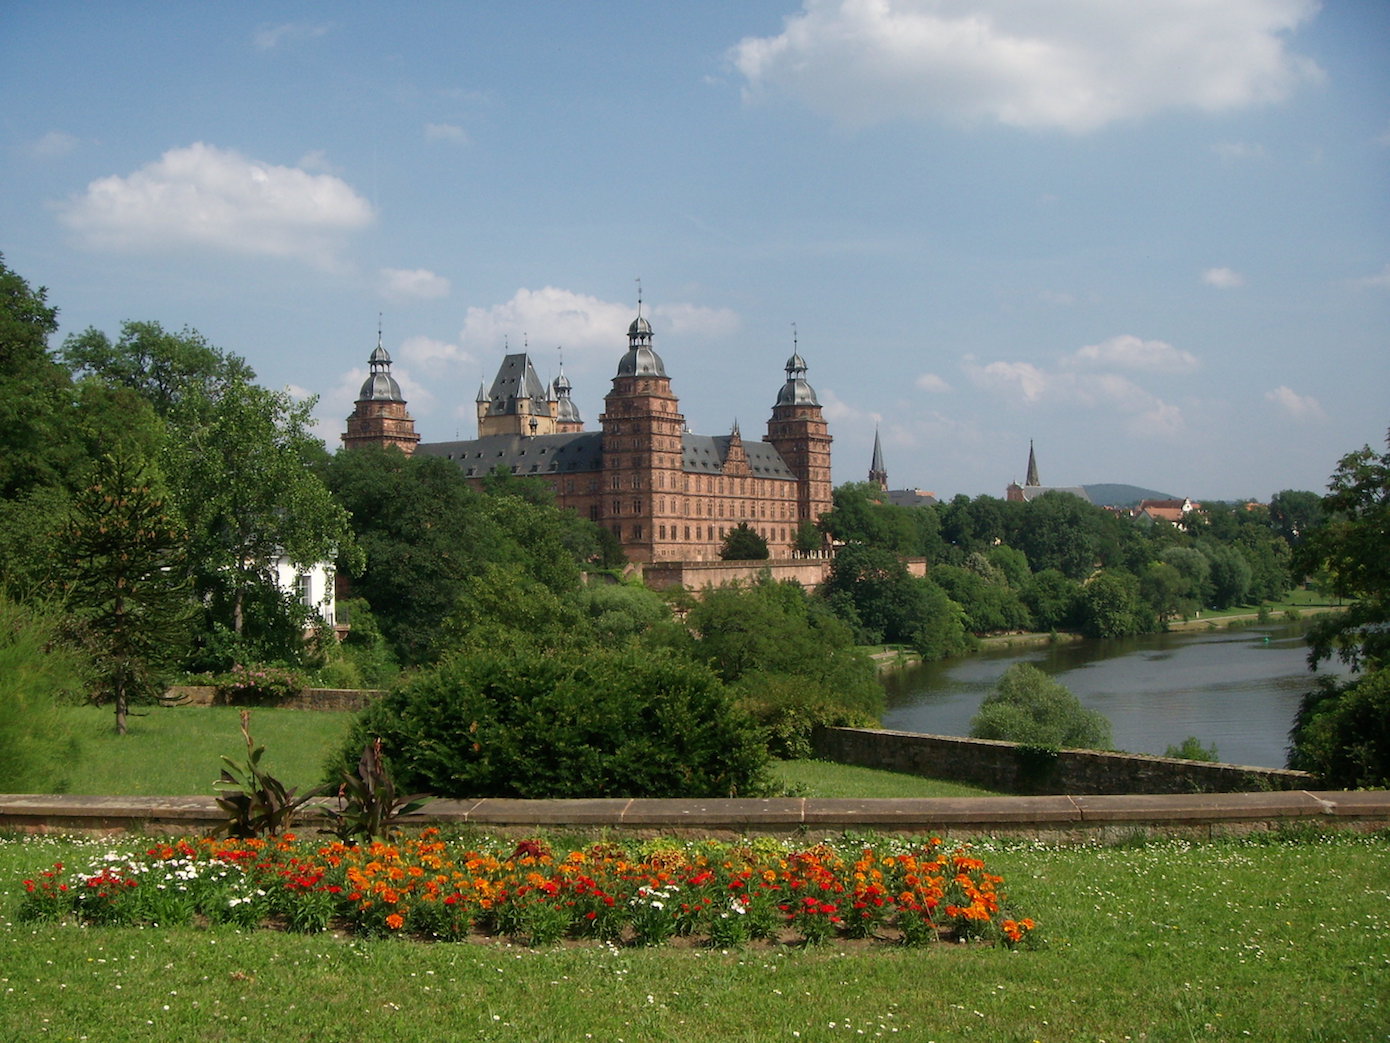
[163,686,385,712]
[811,726,1313,795]
[1,791,1386,842]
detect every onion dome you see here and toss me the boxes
[616,310,667,377]
[358,335,405,402]
[776,350,819,406]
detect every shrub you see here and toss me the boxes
[0,596,88,791]
[214,663,307,704]
[1165,736,1219,762]
[332,645,772,798]
[1288,668,1390,787]
[970,663,1112,749]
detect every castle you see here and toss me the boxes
[344,308,833,563]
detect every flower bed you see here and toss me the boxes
[16,830,1038,949]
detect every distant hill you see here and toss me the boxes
[1082,483,1177,508]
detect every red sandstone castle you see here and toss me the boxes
[344,309,833,563]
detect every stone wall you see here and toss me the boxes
[163,686,385,712]
[641,557,834,591]
[811,726,1313,795]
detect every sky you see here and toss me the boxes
[2,1,1386,501]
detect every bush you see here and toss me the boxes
[214,663,307,704]
[1165,736,1219,762]
[1288,668,1390,787]
[970,663,1112,749]
[332,645,772,798]
[0,596,89,791]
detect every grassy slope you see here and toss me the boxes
[52,705,355,796]
[1,831,1385,1041]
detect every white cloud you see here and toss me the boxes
[424,122,469,143]
[964,355,1185,436]
[254,22,330,50]
[916,372,952,392]
[56,143,373,266]
[379,267,451,301]
[1212,141,1267,162]
[26,130,79,160]
[458,287,738,358]
[1353,263,1390,290]
[1202,266,1246,289]
[730,0,1322,133]
[1265,385,1324,420]
[1066,334,1199,374]
[398,335,473,372]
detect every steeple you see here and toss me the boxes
[343,325,418,454]
[869,427,888,491]
[1025,439,1040,487]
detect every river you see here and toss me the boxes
[879,621,1347,769]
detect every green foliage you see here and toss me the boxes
[931,563,1032,633]
[1165,736,1220,762]
[581,582,671,641]
[213,664,308,704]
[819,482,922,555]
[0,596,89,792]
[1298,430,1390,672]
[321,737,432,843]
[909,579,975,662]
[682,578,883,756]
[720,521,769,560]
[821,543,936,643]
[214,710,326,837]
[970,663,1112,749]
[1021,569,1081,631]
[1079,569,1151,639]
[63,451,194,733]
[1288,669,1390,787]
[336,645,771,798]
[435,562,589,657]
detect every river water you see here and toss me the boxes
[880,621,1346,769]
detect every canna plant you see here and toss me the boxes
[320,737,432,843]
[214,709,325,838]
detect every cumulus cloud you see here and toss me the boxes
[379,267,451,301]
[398,334,473,372]
[424,122,469,143]
[1202,266,1246,289]
[26,130,79,160]
[56,143,373,266]
[730,0,1322,133]
[916,372,952,393]
[458,287,739,358]
[1265,385,1324,420]
[964,354,1185,437]
[254,22,330,50]
[1065,334,1199,374]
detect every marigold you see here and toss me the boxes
[385,913,404,930]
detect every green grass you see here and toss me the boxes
[2,830,1386,1041]
[50,705,355,796]
[773,759,1001,798]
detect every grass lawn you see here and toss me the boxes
[772,759,1000,798]
[1,829,1386,1041]
[50,705,356,796]
[42,706,993,800]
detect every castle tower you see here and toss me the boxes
[343,333,419,454]
[598,306,685,564]
[869,427,888,491]
[766,343,832,529]
[551,364,584,434]
[477,351,561,437]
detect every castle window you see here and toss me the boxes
[589,505,599,520]
[612,500,621,515]
[659,524,666,539]
[684,526,690,540]
[632,499,641,514]
[633,524,643,538]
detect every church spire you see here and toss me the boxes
[869,427,888,491]
[1025,439,1040,487]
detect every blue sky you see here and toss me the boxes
[2,1,1386,500]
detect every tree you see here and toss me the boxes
[909,580,973,662]
[171,377,357,646]
[0,596,89,791]
[821,543,935,644]
[1267,489,1324,549]
[0,253,73,499]
[1008,492,1099,579]
[64,453,193,734]
[970,663,1112,749]
[793,519,824,556]
[1288,431,1390,784]
[1078,569,1149,638]
[720,521,769,560]
[819,482,920,554]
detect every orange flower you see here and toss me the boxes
[385,913,404,930]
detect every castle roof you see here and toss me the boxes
[357,336,405,403]
[484,353,551,416]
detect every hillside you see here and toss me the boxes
[1081,482,1177,507]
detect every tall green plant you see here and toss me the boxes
[214,710,324,837]
[0,596,88,792]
